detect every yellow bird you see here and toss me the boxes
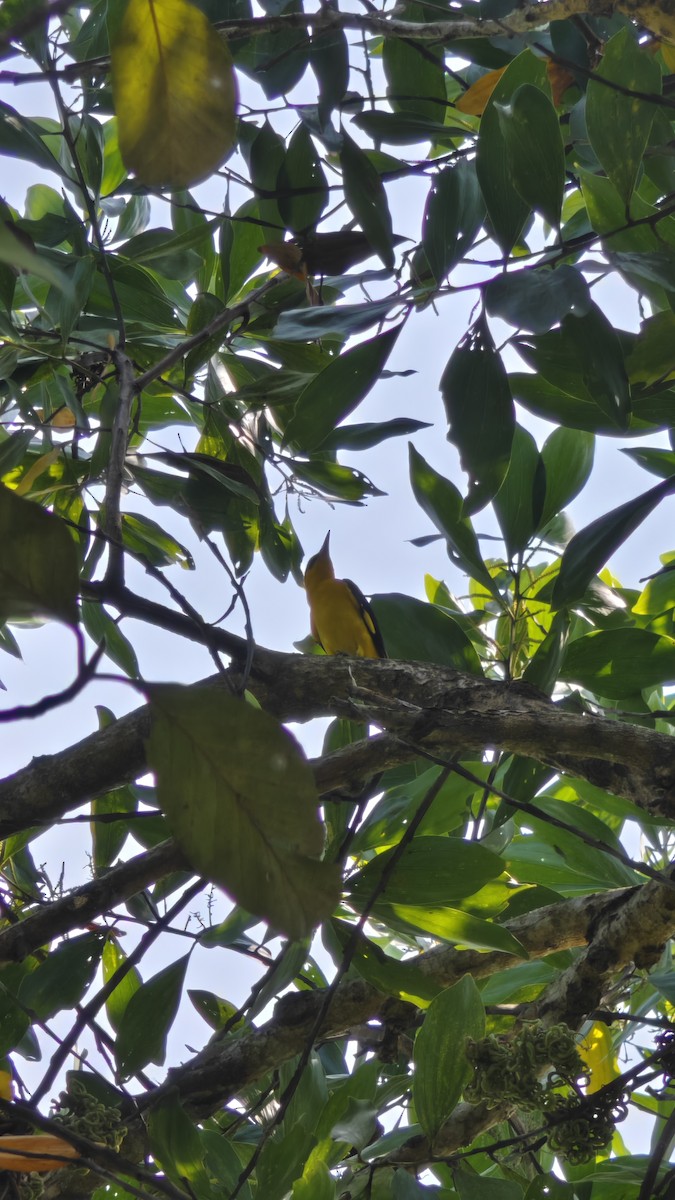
[304,533,386,659]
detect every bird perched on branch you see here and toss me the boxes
[303,532,386,659]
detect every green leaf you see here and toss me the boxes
[383,7,446,121]
[586,28,660,205]
[256,1122,317,1200]
[496,83,565,227]
[485,265,591,334]
[440,316,515,512]
[20,934,103,1019]
[115,956,188,1078]
[0,101,67,178]
[111,0,237,188]
[319,417,429,453]
[476,50,548,253]
[552,474,675,607]
[146,686,340,939]
[82,601,140,679]
[311,24,349,128]
[538,428,594,529]
[284,324,402,451]
[560,628,675,698]
[0,485,79,626]
[340,130,395,269]
[0,221,74,297]
[409,445,497,595]
[455,1170,525,1200]
[493,425,544,559]
[102,937,141,1033]
[188,989,242,1032]
[292,1156,336,1200]
[330,921,440,1006]
[413,976,485,1140]
[346,837,505,910]
[278,124,328,234]
[419,159,485,286]
[274,296,399,341]
[370,593,483,673]
[148,1093,213,1194]
[386,906,527,956]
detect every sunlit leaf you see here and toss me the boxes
[111,0,237,188]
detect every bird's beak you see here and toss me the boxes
[319,531,331,556]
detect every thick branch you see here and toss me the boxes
[0,841,185,964]
[1,650,674,837]
[152,888,615,1116]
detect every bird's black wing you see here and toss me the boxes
[344,579,387,658]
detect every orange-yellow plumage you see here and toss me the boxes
[303,533,385,659]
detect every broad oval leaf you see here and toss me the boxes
[440,315,515,513]
[586,28,660,205]
[111,0,237,188]
[115,955,188,1078]
[496,83,565,228]
[146,686,340,939]
[560,628,675,698]
[0,484,79,626]
[485,265,591,334]
[413,976,486,1141]
[370,593,483,674]
[346,837,504,911]
[476,51,548,254]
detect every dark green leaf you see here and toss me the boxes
[0,485,79,626]
[493,424,545,559]
[383,7,446,120]
[485,265,591,334]
[274,296,399,341]
[419,159,485,285]
[116,956,188,1077]
[340,131,395,269]
[586,28,660,205]
[146,686,340,939]
[538,428,594,529]
[319,417,428,453]
[20,934,103,1019]
[148,1093,213,1194]
[409,445,497,594]
[346,837,505,909]
[440,316,515,512]
[496,83,565,227]
[277,124,327,234]
[311,21,349,128]
[370,593,482,673]
[561,628,675,698]
[284,323,402,451]
[413,976,485,1140]
[552,474,675,607]
[476,51,548,253]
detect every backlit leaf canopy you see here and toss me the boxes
[3,3,675,1200]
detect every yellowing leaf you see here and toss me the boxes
[0,1134,80,1172]
[579,1022,618,1094]
[659,40,675,68]
[456,68,505,116]
[146,686,341,940]
[111,0,237,189]
[15,447,63,496]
